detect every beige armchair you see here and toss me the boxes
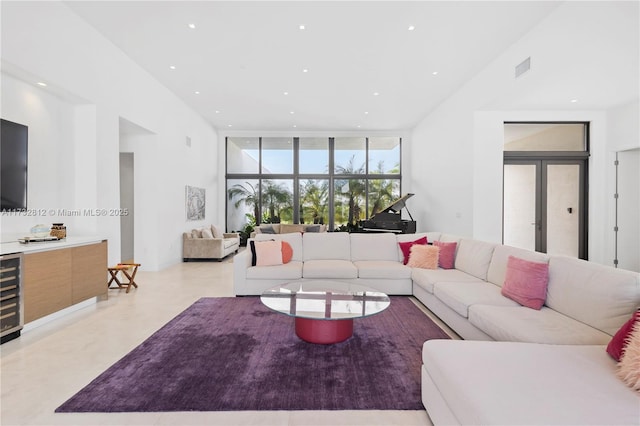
[182,228,240,261]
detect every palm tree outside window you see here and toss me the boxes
[226,137,402,232]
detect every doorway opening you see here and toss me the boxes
[118,117,155,266]
[503,122,589,259]
[119,152,134,263]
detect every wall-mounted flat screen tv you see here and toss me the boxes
[1,119,28,211]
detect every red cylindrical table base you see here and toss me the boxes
[295,317,354,344]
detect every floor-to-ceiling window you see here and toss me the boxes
[226,136,401,233]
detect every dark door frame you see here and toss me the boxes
[503,154,589,259]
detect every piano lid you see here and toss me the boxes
[375,193,414,214]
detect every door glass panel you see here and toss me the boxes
[334,138,366,174]
[261,179,293,224]
[299,179,329,224]
[503,164,536,250]
[368,179,400,217]
[299,138,329,174]
[504,123,586,151]
[227,179,259,231]
[368,137,400,174]
[227,137,259,174]
[546,164,580,257]
[334,178,365,229]
[262,137,293,174]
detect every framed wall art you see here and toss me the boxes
[186,185,205,221]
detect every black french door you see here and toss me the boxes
[503,158,587,259]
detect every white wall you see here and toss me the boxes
[1,74,78,237]
[410,2,638,268]
[608,102,640,152]
[1,2,219,270]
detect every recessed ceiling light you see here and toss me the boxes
[357,125,361,128]
[188,23,196,29]
[432,71,439,75]
[373,92,379,96]
[299,25,305,30]
[227,124,232,127]
[290,111,295,114]
[364,111,369,115]
[302,68,309,73]
[408,25,415,31]
[169,65,176,70]
[283,91,289,95]
[215,110,220,114]
[571,99,578,103]
[36,82,47,87]
[292,125,297,128]
[195,91,200,95]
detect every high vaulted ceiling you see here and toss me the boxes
[64,1,564,132]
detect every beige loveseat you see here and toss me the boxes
[182,226,239,261]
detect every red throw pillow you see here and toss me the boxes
[607,310,640,361]
[617,320,640,390]
[433,241,457,269]
[281,241,293,264]
[398,236,427,265]
[501,255,549,310]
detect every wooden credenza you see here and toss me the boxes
[22,240,107,323]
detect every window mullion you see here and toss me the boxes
[293,137,299,224]
[328,137,335,231]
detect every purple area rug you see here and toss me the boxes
[56,296,450,412]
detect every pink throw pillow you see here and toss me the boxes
[250,240,284,266]
[607,311,640,361]
[433,241,457,269]
[407,245,439,269]
[501,255,549,310]
[398,236,427,265]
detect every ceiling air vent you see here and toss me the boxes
[515,57,531,78]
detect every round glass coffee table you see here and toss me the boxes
[260,280,390,344]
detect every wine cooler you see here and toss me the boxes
[1,253,23,344]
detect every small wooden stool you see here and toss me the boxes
[107,263,141,293]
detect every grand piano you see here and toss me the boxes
[357,193,417,234]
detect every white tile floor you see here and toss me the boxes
[1,255,447,426]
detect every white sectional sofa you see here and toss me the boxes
[235,232,638,346]
[233,230,640,425]
[421,340,640,425]
[412,234,639,345]
[233,231,419,296]
[414,234,640,425]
